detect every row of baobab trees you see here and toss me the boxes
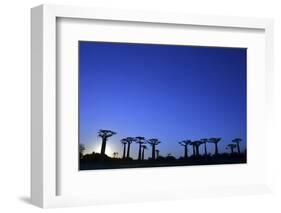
[97,129,243,161]
[178,138,242,158]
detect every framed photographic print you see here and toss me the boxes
[78,41,247,170]
[31,4,274,208]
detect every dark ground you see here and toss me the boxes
[79,153,247,170]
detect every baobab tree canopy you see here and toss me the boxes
[232,138,242,143]
[179,140,191,146]
[147,138,161,145]
[135,136,145,141]
[201,139,208,143]
[208,138,221,144]
[98,129,116,138]
[123,137,135,143]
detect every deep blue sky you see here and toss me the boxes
[79,41,247,159]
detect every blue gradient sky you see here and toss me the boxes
[79,41,247,159]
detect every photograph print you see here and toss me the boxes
[79,41,247,170]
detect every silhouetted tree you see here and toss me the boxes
[226,144,237,154]
[123,137,135,159]
[79,144,85,159]
[147,138,161,160]
[201,138,208,155]
[113,152,119,158]
[121,139,127,159]
[232,138,242,154]
[135,136,146,160]
[208,138,221,155]
[190,141,204,156]
[98,129,116,156]
[141,145,148,160]
[178,140,191,159]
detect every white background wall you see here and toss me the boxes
[0,0,280,212]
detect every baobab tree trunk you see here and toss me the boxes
[204,143,207,155]
[100,137,107,155]
[230,147,234,154]
[152,145,156,160]
[215,143,219,155]
[127,143,131,158]
[138,144,142,160]
[122,143,126,159]
[195,145,200,156]
[142,148,145,160]
[237,143,241,154]
[184,145,188,159]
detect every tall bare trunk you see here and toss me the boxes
[142,148,145,160]
[127,143,131,158]
[152,145,155,160]
[195,145,200,156]
[100,137,107,155]
[184,145,188,159]
[138,143,142,160]
[122,143,126,159]
[237,143,241,154]
[215,143,218,155]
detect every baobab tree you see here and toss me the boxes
[124,137,135,159]
[201,138,208,156]
[190,141,204,156]
[232,138,242,154]
[135,136,146,160]
[226,144,237,154]
[208,138,221,155]
[141,145,148,160]
[178,140,191,159]
[120,139,127,159]
[147,138,161,160]
[98,129,116,156]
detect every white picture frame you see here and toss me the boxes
[31,4,274,208]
